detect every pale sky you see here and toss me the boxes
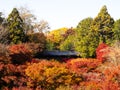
[0,0,119,30]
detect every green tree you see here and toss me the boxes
[112,19,120,41]
[91,5,114,44]
[46,27,68,50]
[62,27,75,40]
[80,5,114,58]
[74,17,94,57]
[7,8,26,44]
[45,40,55,51]
[59,28,75,51]
[60,35,75,51]
[87,30,99,57]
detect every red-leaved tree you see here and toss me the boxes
[96,43,109,62]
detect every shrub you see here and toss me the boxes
[12,87,33,90]
[24,43,44,57]
[25,60,82,89]
[79,81,101,90]
[27,33,46,55]
[96,43,109,62]
[0,44,10,64]
[8,44,32,64]
[0,64,28,90]
[98,65,120,90]
[66,58,102,74]
[30,58,40,63]
[103,42,120,66]
[56,85,75,90]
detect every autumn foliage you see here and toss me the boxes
[25,57,120,90]
[96,43,109,62]
[66,58,102,74]
[0,42,120,89]
[8,44,32,64]
[25,60,82,89]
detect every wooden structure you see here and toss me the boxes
[36,50,80,59]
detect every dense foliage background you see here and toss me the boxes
[0,5,120,90]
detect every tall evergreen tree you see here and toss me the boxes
[7,8,25,44]
[112,19,120,41]
[91,5,114,44]
[74,17,94,57]
[74,5,114,58]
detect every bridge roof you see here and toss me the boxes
[41,50,80,56]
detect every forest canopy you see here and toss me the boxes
[0,5,120,58]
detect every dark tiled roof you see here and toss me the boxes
[41,50,80,56]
